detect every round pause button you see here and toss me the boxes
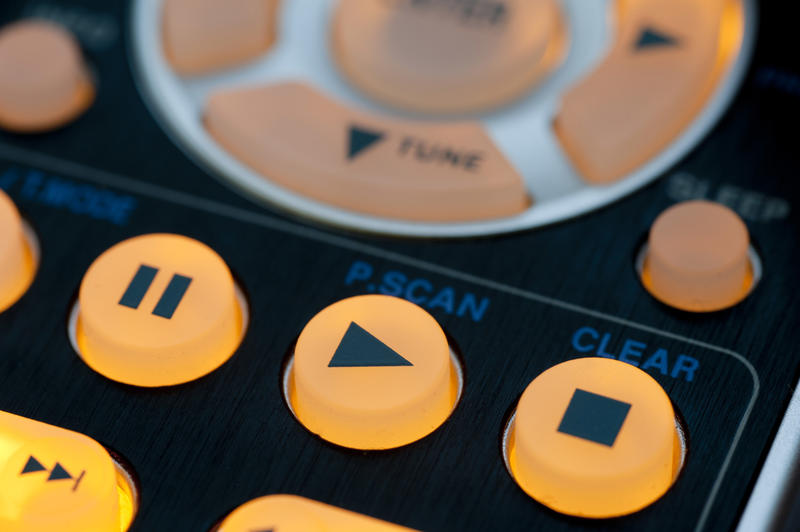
[73,234,246,387]
[287,295,461,450]
[505,358,684,518]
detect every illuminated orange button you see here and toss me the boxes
[555,0,741,183]
[0,189,36,312]
[287,295,460,450]
[506,358,682,518]
[0,20,94,133]
[205,82,529,222]
[332,0,565,114]
[162,0,279,75]
[0,410,136,532]
[217,494,416,532]
[642,200,752,312]
[74,234,245,387]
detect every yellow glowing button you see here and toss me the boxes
[217,494,416,532]
[75,233,245,387]
[506,357,682,518]
[642,200,752,312]
[288,295,459,450]
[0,20,94,133]
[0,410,135,531]
[0,189,36,312]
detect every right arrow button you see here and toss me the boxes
[288,295,460,450]
[554,0,738,184]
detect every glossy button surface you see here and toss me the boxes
[555,0,741,183]
[163,0,279,75]
[0,189,36,312]
[75,233,244,387]
[288,295,459,450]
[506,358,681,518]
[0,410,131,531]
[332,0,564,113]
[642,200,751,312]
[0,20,94,133]
[205,82,529,222]
[217,494,416,531]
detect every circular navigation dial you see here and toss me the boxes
[132,0,755,237]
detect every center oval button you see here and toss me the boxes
[286,295,462,450]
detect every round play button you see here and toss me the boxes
[286,295,461,450]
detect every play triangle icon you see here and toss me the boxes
[47,462,73,481]
[328,322,413,367]
[635,27,679,50]
[347,126,385,160]
[20,455,47,475]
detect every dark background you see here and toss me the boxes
[0,1,798,530]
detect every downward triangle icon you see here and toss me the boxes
[329,322,413,367]
[48,462,73,481]
[347,126,385,160]
[20,456,47,475]
[635,27,679,50]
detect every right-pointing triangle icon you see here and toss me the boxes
[20,455,47,475]
[635,27,679,50]
[347,126,385,161]
[329,322,413,367]
[47,462,73,482]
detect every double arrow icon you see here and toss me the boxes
[19,455,86,492]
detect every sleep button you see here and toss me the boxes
[505,357,684,518]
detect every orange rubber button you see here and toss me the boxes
[642,200,752,312]
[74,233,245,387]
[332,0,565,114]
[0,189,36,312]
[288,295,459,450]
[205,82,530,222]
[0,20,94,133]
[506,357,682,518]
[555,0,742,183]
[162,0,279,75]
[217,494,416,532]
[0,410,135,531]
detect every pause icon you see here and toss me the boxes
[118,264,193,319]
